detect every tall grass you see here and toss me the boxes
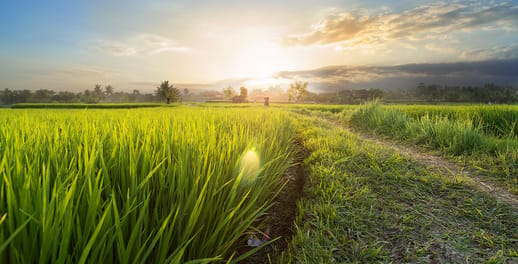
[0,108,296,263]
[351,103,518,193]
[286,111,518,262]
[385,104,518,139]
[351,104,510,155]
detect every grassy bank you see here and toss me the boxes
[283,111,518,262]
[350,104,518,194]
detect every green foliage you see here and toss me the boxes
[155,81,181,104]
[0,88,161,105]
[350,103,518,193]
[240,87,248,102]
[388,104,518,139]
[288,81,308,103]
[104,85,114,97]
[223,86,236,100]
[93,84,104,103]
[10,103,165,109]
[0,107,296,263]
[284,111,518,263]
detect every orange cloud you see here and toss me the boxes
[284,2,518,48]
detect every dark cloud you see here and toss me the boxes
[461,44,518,61]
[274,59,518,92]
[129,58,518,93]
[285,2,518,47]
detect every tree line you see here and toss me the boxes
[221,81,308,103]
[411,83,518,103]
[2,81,517,105]
[277,83,518,104]
[0,81,190,105]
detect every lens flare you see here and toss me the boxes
[239,149,261,184]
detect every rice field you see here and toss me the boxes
[1,103,518,263]
[383,104,518,138]
[0,107,296,263]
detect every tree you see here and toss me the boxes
[34,89,55,102]
[289,81,308,103]
[1,88,14,104]
[367,88,384,101]
[54,91,77,102]
[183,88,189,101]
[93,84,104,102]
[239,86,248,102]
[155,80,180,104]
[223,86,236,100]
[81,89,97,103]
[104,85,114,97]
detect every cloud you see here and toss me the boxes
[461,44,518,61]
[95,33,190,56]
[150,58,518,93]
[95,41,137,56]
[77,58,518,93]
[43,66,116,79]
[127,81,159,87]
[274,58,518,92]
[0,65,119,92]
[284,2,518,48]
[424,43,456,54]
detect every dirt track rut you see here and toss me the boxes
[354,130,518,210]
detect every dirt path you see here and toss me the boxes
[321,115,518,210]
[354,130,518,210]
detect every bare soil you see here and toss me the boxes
[237,145,306,263]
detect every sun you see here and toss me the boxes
[232,41,288,79]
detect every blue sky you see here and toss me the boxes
[1,0,518,92]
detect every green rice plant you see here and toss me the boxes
[351,104,408,138]
[0,107,296,263]
[411,115,486,154]
[385,104,518,139]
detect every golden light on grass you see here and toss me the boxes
[239,148,261,185]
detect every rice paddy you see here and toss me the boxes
[1,103,518,263]
[0,107,296,263]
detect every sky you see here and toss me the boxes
[1,0,518,92]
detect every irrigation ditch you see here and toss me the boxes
[238,142,307,263]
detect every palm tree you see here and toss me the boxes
[104,85,114,97]
[94,84,104,102]
[155,80,180,104]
